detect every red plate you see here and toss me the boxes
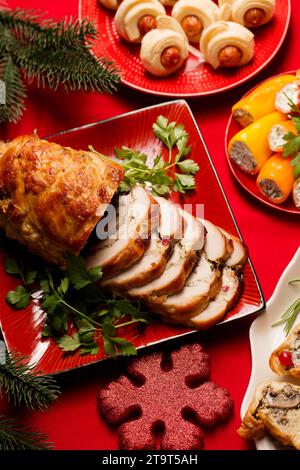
[225,70,300,215]
[0,101,264,375]
[79,0,290,97]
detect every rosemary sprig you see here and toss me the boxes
[272,286,300,336]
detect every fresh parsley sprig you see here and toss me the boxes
[282,101,300,178]
[5,250,149,357]
[111,115,199,196]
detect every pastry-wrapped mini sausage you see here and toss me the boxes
[172,0,229,43]
[219,0,275,28]
[229,111,286,174]
[200,21,254,69]
[98,0,121,10]
[0,135,124,266]
[232,74,297,128]
[140,15,189,76]
[114,0,165,43]
[257,154,294,204]
[293,178,300,209]
[268,120,297,152]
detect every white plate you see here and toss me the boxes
[241,247,300,450]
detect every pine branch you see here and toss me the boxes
[0,353,60,411]
[0,53,27,123]
[0,8,120,123]
[0,415,52,450]
[0,9,97,49]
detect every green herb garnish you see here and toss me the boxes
[92,115,199,196]
[5,250,149,357]
[272,279,300,335]
[282,102,300,178]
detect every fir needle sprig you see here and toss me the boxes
[0,353,60,410]
[0,7,120,123]
[0,415,52,450]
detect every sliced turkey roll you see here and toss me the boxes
[218,228,248,267]
[188,266,241,328]
[150,253,222,318]
[200,21,254,69]
[220,0,275,28]
[127,208,205,299]
[99,0,121,10]
[85,186,159,277]
[140,15,189,77]
[100,197,182,290]
[114,0,165,43]
[172,0,229,43]
[200,219,233,262]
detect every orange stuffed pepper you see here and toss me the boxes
[257,154,295,204]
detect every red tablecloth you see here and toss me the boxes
[1,0,299,451]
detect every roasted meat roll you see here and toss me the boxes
[0,135,124,266]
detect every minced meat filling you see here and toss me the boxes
[258,178,283,200]
[230,141,257,173]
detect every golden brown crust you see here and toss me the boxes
[269,324,300,379]
[0,135,124,266]
[238,381,300,449]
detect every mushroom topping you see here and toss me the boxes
[266,387,300,409]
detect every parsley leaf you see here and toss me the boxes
[65,253,102,290]
[177,159,199,175]
[57,333,81,352]
[6,285,31,310]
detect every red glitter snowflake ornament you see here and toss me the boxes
[98,343,234,450]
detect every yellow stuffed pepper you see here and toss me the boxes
[232,74,297,128]
[257,154,294,204]
[229,112,287,175]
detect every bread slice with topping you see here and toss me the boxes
[238,381,300,450]
[86,186,159,277]
[127,208,205,300]
[269,324,300,379]
[100,197,182,290]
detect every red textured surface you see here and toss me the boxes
[225,71,300,215]
[99,343,233,450]
[80,0,290,97]
[0,101,264,375]
[0,0,299,451]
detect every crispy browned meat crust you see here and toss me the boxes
[0,135,124,266]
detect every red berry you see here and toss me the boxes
[278,351,293,368]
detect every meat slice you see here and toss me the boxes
[85,186,159,277]
[150,253,221,318]
[127,209,205,300]
[200,219,233,262]
[187,266,241,329]
[100,198,182,290]
[218,228,248,267]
